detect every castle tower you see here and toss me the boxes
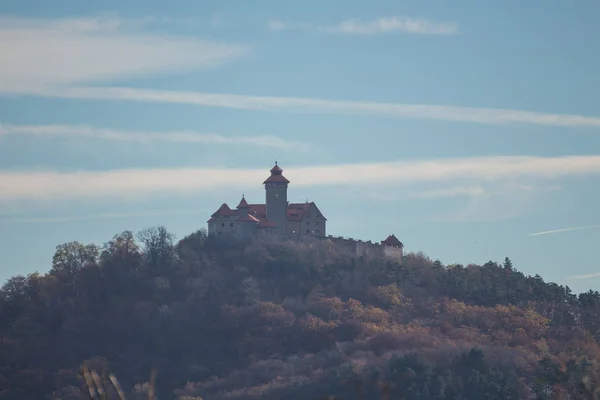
[263,162,289,235]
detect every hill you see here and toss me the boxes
[1,226,600,399]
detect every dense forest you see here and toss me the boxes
[2,227,600,399]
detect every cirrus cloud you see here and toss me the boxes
[268,16,459,35]
[0,14,249,93]
[0,123,309,150]
[1,155,600,202]
[16,86,600,128]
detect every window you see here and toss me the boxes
[230,223,234,227]
[316,229,320,233]
[221,223,225,227]
[306,229,309,234]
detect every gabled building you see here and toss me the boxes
[207,163,327,239]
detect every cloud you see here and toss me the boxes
[0,124,308,150]
[0,14,248,93]
[339,185,488,203]
[565,272,600,281]
[430,183,561,223]
[0,209,205,224]
[410,186,487,199]
[17,86,600,128]
[528,224,600,236]
[1,155,600,202]
[268,16,458,35]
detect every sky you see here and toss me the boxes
[1,0,600,293]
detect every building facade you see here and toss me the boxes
[207,163,327,239]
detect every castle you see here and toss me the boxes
[207,162,404,260]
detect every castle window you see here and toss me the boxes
[306,229,309,233]
[230,223,234,227]
[221,223,225,227]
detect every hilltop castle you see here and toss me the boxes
[207,162,404,260]
[207,162,327,239]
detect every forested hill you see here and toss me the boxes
[2,227,600,399]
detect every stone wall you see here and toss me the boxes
[324,235,403,263]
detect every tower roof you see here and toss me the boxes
[263,161,290,184]
[237,195,249,208]
[381,234,403,247]
[270,163,283,174]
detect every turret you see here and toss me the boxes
[236,194,250,216]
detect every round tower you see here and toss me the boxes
[263,162,289,235]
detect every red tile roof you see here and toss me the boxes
[381,234,403,247]
[263,162,290,184]
[248,204,266,219]
[237,196,249,208]
[211,203,237,217]
[263,174,290,184]
[287,202,311,221]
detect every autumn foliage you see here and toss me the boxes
[1,227,600,399]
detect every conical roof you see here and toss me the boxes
[237,195,249,208]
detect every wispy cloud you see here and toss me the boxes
[0,124,307,150]
[0,209,205,224]
[17,86,600,128]
[343,185,488,202]
[1,155,600,202]
[430,183,561,223]
[410,186,487,199]
[528,224,600,236]
[0,14,248,93]
[565,272,600,281]
[268,16,459,35]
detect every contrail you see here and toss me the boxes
[528,224,600,236]
[565,272,600,280]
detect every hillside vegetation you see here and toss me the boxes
[2,227,600,399]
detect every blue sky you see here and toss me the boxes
[1,0,600,293]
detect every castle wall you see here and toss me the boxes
[302,203,326,237]
[324,235,403,263]
[208,215,238,237]
[236,221,259,239]
[287,220,301,238]
[383,244,404,261]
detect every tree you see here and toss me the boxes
[51,241,98,281]
[101,231,142,269]
[137,226,176,270]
